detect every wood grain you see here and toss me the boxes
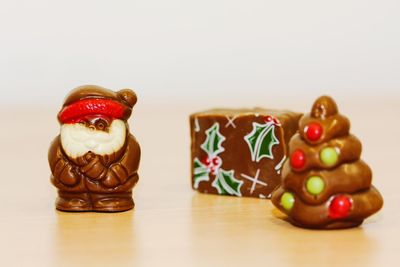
[0,97,398,267]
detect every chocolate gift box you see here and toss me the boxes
[190,108,301,198]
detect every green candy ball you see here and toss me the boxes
[306,176,325,195]
[320,147,339,166]
[281,192,295,211]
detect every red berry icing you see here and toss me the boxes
[201,156,211,166]
[202,156,222,175]
[290,149,306,169]
[329,195,352,219]
[273,117,280,125]
[264,116,273,123]
[212,157,220,166]
[264,116,281,126]
[305,122,323,141]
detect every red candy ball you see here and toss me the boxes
[305,122,323,141]
[290,149,306,169]
[329,195,352,219]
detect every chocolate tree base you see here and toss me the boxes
[289,219,364,230]
[56,191,134,212]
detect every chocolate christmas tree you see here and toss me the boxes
[271,96,383,229]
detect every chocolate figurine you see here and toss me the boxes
[49,85,141,212]
[271,96,383,229]
[190,108,301,198]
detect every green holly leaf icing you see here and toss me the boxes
[193,158,210,189]
[212,169,243,196]
[244,122,279,162]
[200,123,226,156]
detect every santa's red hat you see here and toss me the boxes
[58,85,137,124]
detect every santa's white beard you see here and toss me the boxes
[60,119,126,158]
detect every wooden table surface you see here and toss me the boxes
[0,96,399,267]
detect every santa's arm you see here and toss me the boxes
[48,136,81,187]
[101,135,141,188]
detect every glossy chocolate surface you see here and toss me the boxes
[48,85,141,212]
[272,96,383,229]
[190,108,301,198]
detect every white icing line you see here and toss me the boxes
[194,118,200,132]
[225,115,237,128]
[274,155,287,172]
[240,169,267,194]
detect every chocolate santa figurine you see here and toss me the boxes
[48,85,141,212]
[271,96,383,229]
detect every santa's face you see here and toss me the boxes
[60,116,127,159]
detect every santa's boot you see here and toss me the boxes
[91,192,134,212]
[56,191,92,211]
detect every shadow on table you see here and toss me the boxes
[268,207,382,267]
[189,193,381,266]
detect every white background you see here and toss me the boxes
[0,0,399,107]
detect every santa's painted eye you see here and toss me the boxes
[95,119,107,130]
